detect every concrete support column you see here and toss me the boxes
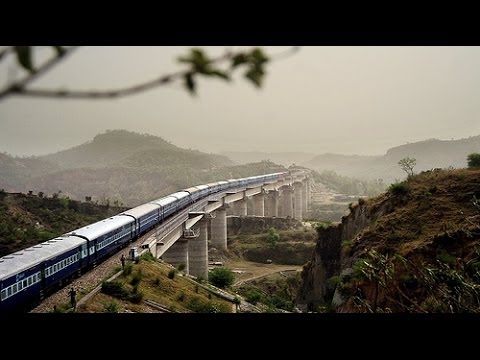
[188,219,208,279]
[162,238,189,274]
[235,199,247,216]
[265,190,279,217]
[226,204,235,216]
[294,182,303,220]
[253,192,265,217]
[280,186,294,218]
[211,208,227,249]
[302,179,308,214]
[246,197,254,216]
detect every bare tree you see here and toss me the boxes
[398,157,416,177]
[0,46,299,102]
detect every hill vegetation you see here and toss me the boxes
[298,167,480,312]
[0,130,286,206]
[0,191,127,257]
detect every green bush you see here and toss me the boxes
[123,263,133,276]
[467,153,480,168]
[208,267,235,288]
[104,301,120,313]
[244,288,262,305]
[389,182,410,196]
[130,270,143,286]
[101,281,130,300]
[177,263,186,272]
[128,291,144,304]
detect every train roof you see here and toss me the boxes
[67,216,134,241]
[169,191,190,199]
[149,195,177,207]
[0,235,86,281]
[119,203,160,219]
[183,185,209,193]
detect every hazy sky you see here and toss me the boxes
[1,46,480,157]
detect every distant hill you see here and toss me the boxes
[220,151,316,167]
[0,130,286,206]
[0,152,61,189]
[40,129,232,169]
[303,135,480,182]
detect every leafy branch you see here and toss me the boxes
[0,46,299,102]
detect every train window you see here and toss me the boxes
[17,282,22,291]
[7,287,12,297]
[1,289,6,300]
[28,277,32,286]
[13,284,17,293]
[23,279,27,288]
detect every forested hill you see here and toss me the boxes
[40,130,232,169]
[0,130,285,206]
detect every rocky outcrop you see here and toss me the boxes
[297,200,389,309]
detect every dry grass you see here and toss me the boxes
[80,259,232,313]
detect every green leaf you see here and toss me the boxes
[231,53,247,68]
[14,46,34,73]
[209,69,230,81]
[250,48,269,64]
[53,46,66,57]
[184,72,196,95]
[244,67,264,88]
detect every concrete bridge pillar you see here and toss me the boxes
[265,190,279,217]
[211,208,227,249]
[302,179,308,214]
[188,219,208,279]
[226,204,235,216]
[162,238,189,274]
[253,192,265,216]
[293,181,303,221]
[246,197,254,216]
[235,198,247,216]
[280,186,294,218]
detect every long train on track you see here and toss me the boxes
[0,172,287,312]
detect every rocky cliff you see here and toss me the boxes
[298,168,480,312]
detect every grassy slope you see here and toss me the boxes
[0,191,126,257]
[80,258,232,313]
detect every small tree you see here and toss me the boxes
[208,267,235,288]
[398,157,416,177]
[467,153,480,168]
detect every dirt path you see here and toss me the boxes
[225,260,302,286]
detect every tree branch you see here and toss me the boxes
[0,46,298,101]
[0,46,78,100]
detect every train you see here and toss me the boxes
[0,172,287,312]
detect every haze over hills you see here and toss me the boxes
[220,151,316,167]
[0,130,285,206]
[41,130,232,169]
[304,135,480,182]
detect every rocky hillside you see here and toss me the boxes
[0,191,127,257]
[298,167,480,312]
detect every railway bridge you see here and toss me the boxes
[141,170,311,279]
